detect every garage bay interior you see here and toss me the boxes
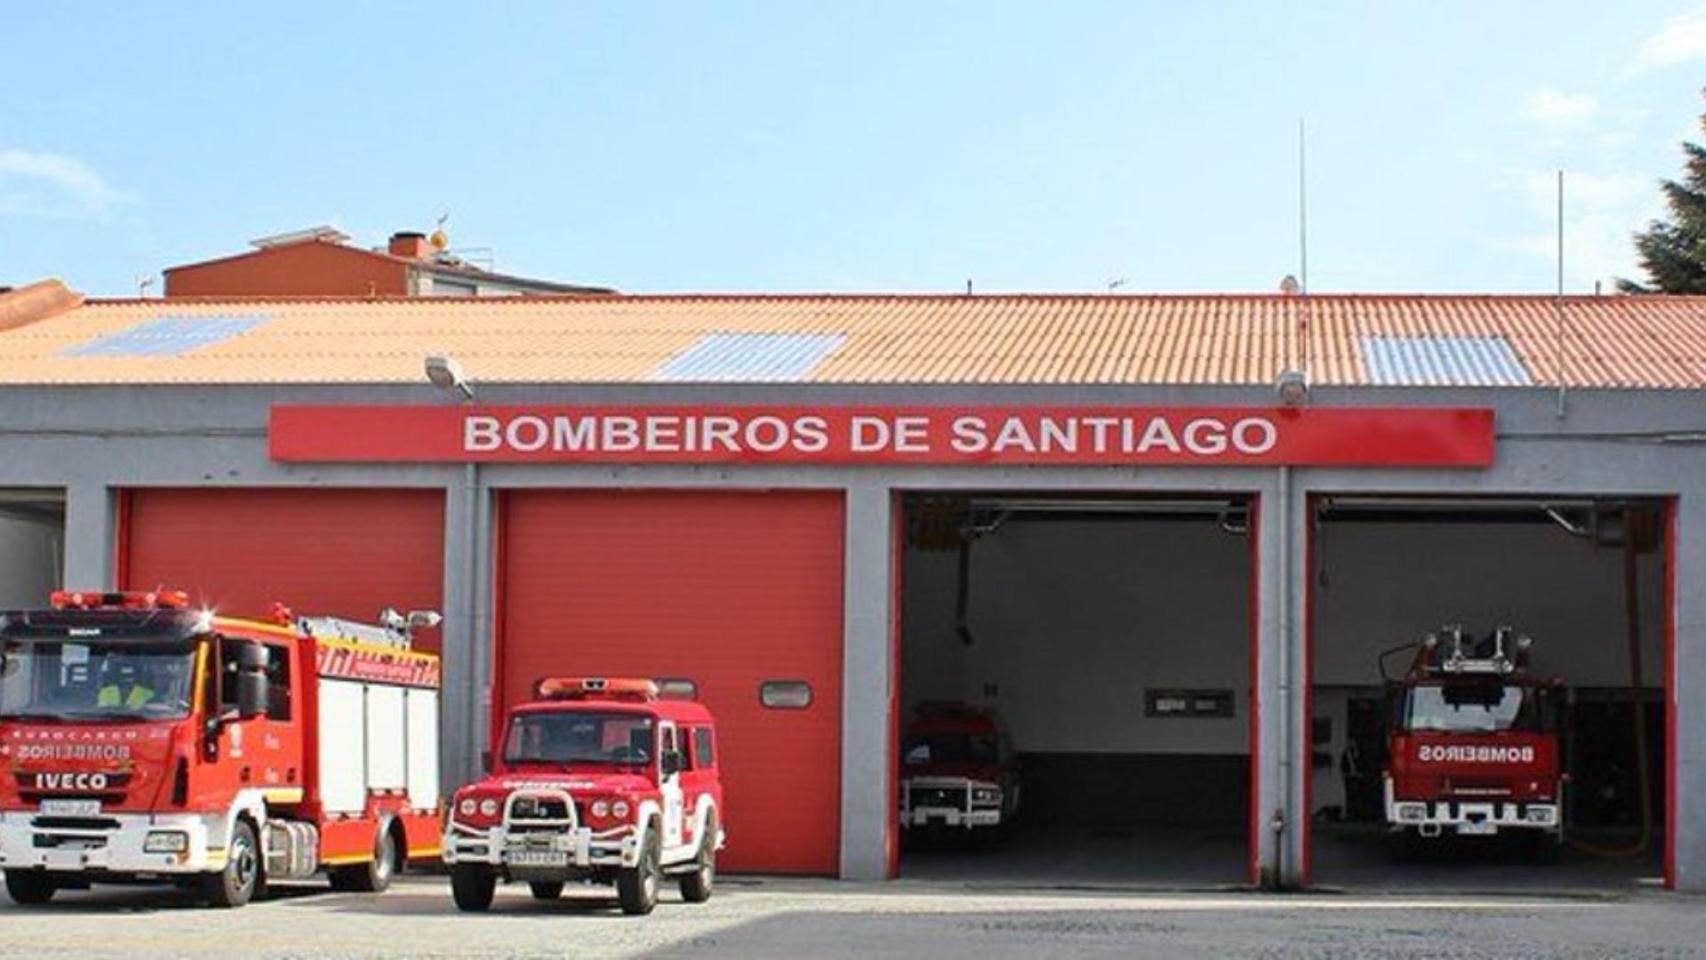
[1308,496,1669,890]
[898,492,1255,885]
[0,490,64,610]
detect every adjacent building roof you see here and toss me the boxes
[2,290,1706,388]
[163,232,614,298]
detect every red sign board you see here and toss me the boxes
[270,405,1493,467]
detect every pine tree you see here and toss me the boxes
[1621,91,1706,293]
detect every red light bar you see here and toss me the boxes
[534,677,659,702]
[51,589,191,611]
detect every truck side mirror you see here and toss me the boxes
[661,750,683,777]
[235,642,269,719]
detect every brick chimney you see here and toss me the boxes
[388,231,432,259]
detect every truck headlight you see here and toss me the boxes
[479,798,499,817]
[144,831,189,853]
[1396,803,1428,823]
[612,800,631,819]
[1527,807,1556,825]
[458,798,478,817]
[971,787,1001,805]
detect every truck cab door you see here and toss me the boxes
[658,722,685,850]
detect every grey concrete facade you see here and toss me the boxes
[1,381,1703,889]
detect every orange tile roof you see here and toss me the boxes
[2,292,1706,387]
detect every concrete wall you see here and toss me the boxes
[2,381,1706,889]
[902,517,1251,754]
[1314,519,1666,688]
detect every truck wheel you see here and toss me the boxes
[679,813,716,904]
[331,824,400,893]
[205,819,262,908]
[617,825,661,916]
[451,864,497,912]
[4,871,56,905]
[529,880,565,900]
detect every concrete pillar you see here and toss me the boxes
[62,481,113,589]
[440,467,492,790]
[839,485,894,880]
[1279,470,1309,887]
[1672,495,1705,891]
[1250,473,1295,888]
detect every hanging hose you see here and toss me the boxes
[1570,507,1654,859]
[954,533,976,646]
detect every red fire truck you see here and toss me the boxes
[0,590,443,907]
[443,678,723,916]
[1384,625,1564,844]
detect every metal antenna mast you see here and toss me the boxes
[1299,119,1311,379]
[1556,170,1567,417]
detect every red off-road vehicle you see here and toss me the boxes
[443,678,723,915]
[900,703,1020,833]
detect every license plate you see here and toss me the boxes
[508,849,568,867]
[1457,821,1497,836]
[40,799,101,817]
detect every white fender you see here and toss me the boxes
[210,788,273,857]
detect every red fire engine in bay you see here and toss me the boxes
[1384,625,1564,843]
[443,678,723,916]
[0,590,444,908]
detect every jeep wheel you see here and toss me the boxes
[331,823,400,893]
[204,819,262,908]
[4,871,56,906]
[617,824,661,916]
[451,864,497,912]
[679,813,716,903]
[529,880,565,900]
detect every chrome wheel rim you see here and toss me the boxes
[232,835,257,892]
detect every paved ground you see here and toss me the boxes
[901,822,1662,894]
[1,874,1704,959]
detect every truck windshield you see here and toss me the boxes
[0,638,197,722]
[504,711,656,767]
[905,731,999,766]
[1404,684,1548,734]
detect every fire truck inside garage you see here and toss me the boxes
[1308,496,1668,890]
[898,492,1255,885]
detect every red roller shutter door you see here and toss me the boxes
[120,489,445,648]
[497,490,845,876]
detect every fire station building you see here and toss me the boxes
[0,280,1703,891]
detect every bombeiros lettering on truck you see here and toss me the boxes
[443,677,724,917]
[1416,744,1537,764]
[0,589,445,908]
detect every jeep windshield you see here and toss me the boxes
[0,636,197,722]
[504,711,656,767]
[1403,683,1554,734]
[904,731,998,766]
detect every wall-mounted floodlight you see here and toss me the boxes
[424,354,475,400]
[1275,369,1309,406]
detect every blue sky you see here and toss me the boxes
[4,2,1706,296]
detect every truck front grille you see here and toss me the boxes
[31,816,122,832]
[510,796,571,821]
[908,786,967,808]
